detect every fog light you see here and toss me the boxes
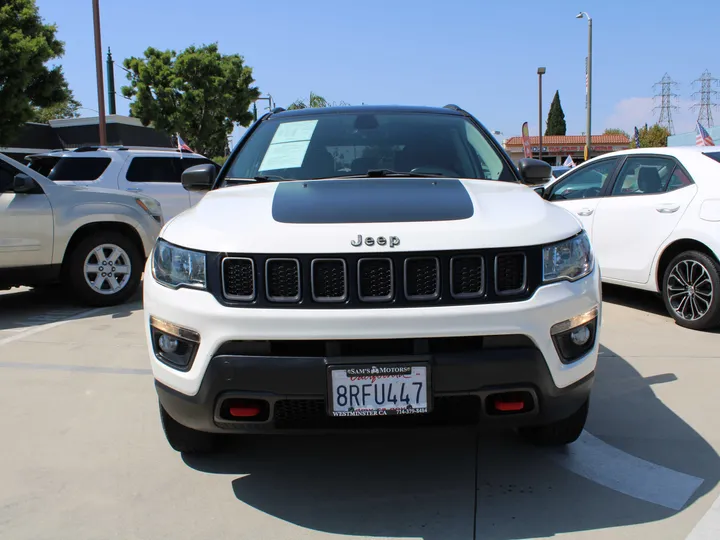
[570,325,591,346]
[158,334,179,354]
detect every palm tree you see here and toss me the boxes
[286,92,346,110]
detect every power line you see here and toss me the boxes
[690,69,719,127]
[653,73,679,135]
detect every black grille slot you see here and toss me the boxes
[311,259,347,302]
[358,258,393,302]
[222,257,255,300]
[495,253,526,294]
[265,258,300,302]
[404,257,439,300]
[451,256,484,298]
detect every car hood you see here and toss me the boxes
[161,177,582,253]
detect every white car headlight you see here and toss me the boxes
[135,197,164,224]
[152,239,206,290]
[543,231,594,283]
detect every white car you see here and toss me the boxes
[0,152,162,305]
[27,146,218,220]
[541,146,720,330]
[143,104,601,454]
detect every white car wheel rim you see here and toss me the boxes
[83,244,132,295]
[667,259,713,321]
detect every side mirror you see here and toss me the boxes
[517,158,552,186]
[181,164,216,192]
[13,173,37,193]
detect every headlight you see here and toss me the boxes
[151,239,206,289]
[543,231,594,283]
[135,197,164,224]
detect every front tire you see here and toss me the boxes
[518,399,588,446]
[159,404,219,454]
[662,250,720,331]
[66,231,142,307]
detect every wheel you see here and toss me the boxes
[159,403,219,454]
[662,250,720,331]
[518,399,588,446]
[66,231,142,307]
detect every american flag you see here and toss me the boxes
[696,122,715,146]
[177,133,193,157]
[634,126,641,148]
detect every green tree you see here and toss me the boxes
[0,0,72,144]
[31,95,81,123]
[604,128,632,148]
[544,90,567,136]
[286,92,349,110]
[121,44,260,157]
[636,123,670,148]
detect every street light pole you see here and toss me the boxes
[92,0,107,145]
[577,12,592,161]
[537,67,546,162]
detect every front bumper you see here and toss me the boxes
[144,264,601,397]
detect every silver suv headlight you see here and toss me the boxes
[151,239,206,290]
[543,231,594,283]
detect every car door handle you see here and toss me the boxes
[126,187,143,192]
[577,208,594,216]
[656,204,680,213]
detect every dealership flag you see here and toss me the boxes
[634,126,641,148]
[563,155,576,167]
[177,134,193,157]
[696,122,715,146]
[521,122,532,158]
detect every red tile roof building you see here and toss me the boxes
[503,134,631,165]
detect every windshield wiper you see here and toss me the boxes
[320,169,445,179]
[224,175,289,185]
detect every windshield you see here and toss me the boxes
[222,111,517,185]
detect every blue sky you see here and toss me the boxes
[36,0,720,145]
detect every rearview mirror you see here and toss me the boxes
[517,158,552,186]
[13,173,37,194]
[181,164,216,192]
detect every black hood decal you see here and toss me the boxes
[271,178,474,224]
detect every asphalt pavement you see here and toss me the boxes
[0,284,719,540]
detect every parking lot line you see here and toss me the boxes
[0,361,151,375]
[547,430,704,510]
[0,307,105,347]
[686,492,720,539]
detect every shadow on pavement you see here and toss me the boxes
[183,345,720,540]
[0,285,143,332]
[602,283,667,317]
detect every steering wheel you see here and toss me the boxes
[410,166,461,178]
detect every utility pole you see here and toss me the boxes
[537,67,546,161]
[576,12,592,161]
[92,0,107,145]
[106,47,116,115]
[653,73,679,135]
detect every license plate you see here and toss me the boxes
[328,364,429,417]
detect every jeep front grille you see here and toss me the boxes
[265,258,300,302]
[217,247,538,308]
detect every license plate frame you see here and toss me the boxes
[326,358,433,417]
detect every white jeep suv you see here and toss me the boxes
[0,153,162,305]
[143,105,601,454]
[27,146,218,220]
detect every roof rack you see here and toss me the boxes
[443,104,469,115]
[73,145,129,152]
[271,107,286,114]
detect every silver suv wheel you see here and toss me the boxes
[83,244,132,295]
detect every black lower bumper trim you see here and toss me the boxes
[155,345,594,434]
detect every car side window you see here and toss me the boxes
[548,158,619,201]
[46,157,111,181]
[0,162,18,192]
[665,166,694,192]
[176,157,216,174]
[610,156,675,196]
[126,157,180,183]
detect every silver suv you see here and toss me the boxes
[27,146,218,220]
[0,153,162,306]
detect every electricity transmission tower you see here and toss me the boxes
[691,70,719,127]
[653,73,679,135]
